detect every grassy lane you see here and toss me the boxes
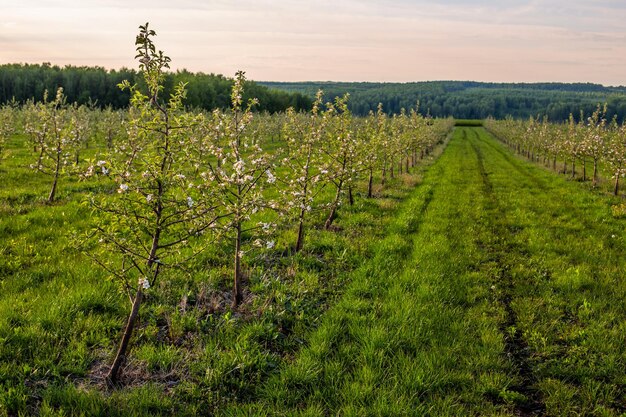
[227,127,626,416]
[471,127,626,416]
[228,128,519,416]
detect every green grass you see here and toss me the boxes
[2,126,625,416]
[224,127,626,416]
[0,132,449,416]
[454,119,483,127]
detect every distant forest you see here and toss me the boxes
[2,64,625,122]
[261,81,626,122]
[0,63,311,113]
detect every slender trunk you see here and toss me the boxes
[582,159,586,182]
[108,223,162,384]
[296,153,312,252]
[398,159,402,175]
[420,149,424,159]
[614,174,620,196]
[348,186,354,206]
[593,160,598,187]
[367,167,373,198]
[381,163,386,186]
[295,215,305,253]
[390,162,394,179]
[324,179,343,230]
[571,159,575,179]
[563,159,567,175]
[107,287,143,385]
[405,157,409,173]
[48,149,61,203]
[232,222,242,308]
[552,156,557,171]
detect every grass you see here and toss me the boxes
[224,127,625,416]
[1,126,625,416]
[0,130,449,416]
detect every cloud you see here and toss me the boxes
[0,0,624,85]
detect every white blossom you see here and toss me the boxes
[233,160,246,175]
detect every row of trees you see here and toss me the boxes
[263,81,626,122]
[485,107,626,194]
[0,63,311,113]
[3,24,453,385]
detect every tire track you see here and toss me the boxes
[468,128,546,416]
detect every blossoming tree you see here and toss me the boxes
[88,24,221,384]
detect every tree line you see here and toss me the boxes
[261,81,626,122]
[0,63,312,113]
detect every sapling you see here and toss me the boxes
[321,94,360,229]
[0,103,15,164]
[87,23,221,384]
[581,104,608,186]
[280,91,330,251]
[200,71,275,308]
[25,87,79,203]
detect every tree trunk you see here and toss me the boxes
[107,287,143,385]
[367,168,373,198]
[552,156,557,171]
[324,180,343,230]
[405,157,409,173]
[295,215,305,253]
[582,159,586,182]
[48,150,61,203]
[381,164,386,186]
[571,160,576,179]
[232,222,243,308]
[593,160,598,187]
[563,159,567,175]
[348,186,354,206]
[614,174,620,196]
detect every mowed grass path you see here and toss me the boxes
[229,127,626,416]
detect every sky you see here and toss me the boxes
[1,0,625,85]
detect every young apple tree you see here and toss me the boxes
[0,103,16,164]
[87,23,221,384]
[321,94,360,229]
[26,88,79,203]
[280,90,330,251]
[200,71,275,308]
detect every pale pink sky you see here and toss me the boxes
[1,0,625,85]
